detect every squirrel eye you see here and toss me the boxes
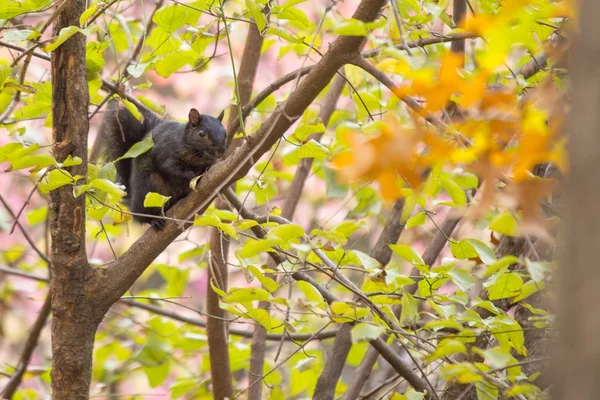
[198,129,207,137]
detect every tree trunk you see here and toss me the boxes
[555,0,600,398]
[49,0,96,398]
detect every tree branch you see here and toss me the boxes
[451,0,468,54]
[350,55,446,128]
[0,294,51,399]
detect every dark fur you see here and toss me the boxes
[101,100,226,229]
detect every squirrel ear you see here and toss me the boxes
[217,109,225,123]
[188,108,202,126]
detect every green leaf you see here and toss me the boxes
[267,224,304,243]
[39,169,74,193]
[170,379,199,398]
[144,192,171,208]
[389,244,425,266]
[247,0,267,31]
[486,272,524,300]
[0,0,51,20]
[441,177,467,206]
[525,259,552,282]
[489,211,520,237]
[406,212,427,228]
[247,266,280,293]
[153,5,187,34]
[121,99,143,121]
[247,308,273,330]
[484,255,520,277]
[440,362,482,383]
[3,29,36,42]
[512,280,545,303]
[26,206,48,226]
[115,134,154,161]
[352,250,381,271]
[236,237,279,259]
[451,172,478,189]
[449,239,478,259]
[276,6,310,28]
[297,280,325,306]
[446,269,475,292]
[211,209,237,221]
[60,155,82,167]
[418,276,447,297]
[265,26,304,43]
[400,291,419,325]
[144,360,170,388]
[108,21,129,52]
[450,239,496,264]
[90,178,126,198]
[44,26,81,52]
[350,323,385,343]
[0,66,11,91]
[476,381,499,400]
[154,50,196,78]
[222,287,270,303]
[7,154,55,171]
[426,339,467,362]
[468,239,496,264]
[504,383,542,397]
[481,347,512,369]
[194,215,237,238]
[234,219,259,232]
[127,62,151,78]
[178,243,209,262]
[293,122,325,141]
[146,26,182,56]
[329,301,370,323]
[424,320,464,332]
[291,139,330,162]
[156,264,190,297]
[325,167,349,199]
[98,162,117,181]
[332,18,369,36]
[79,4,98,25]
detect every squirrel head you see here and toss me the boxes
[183,108,227,161]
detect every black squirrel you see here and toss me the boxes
[101,100,226,229]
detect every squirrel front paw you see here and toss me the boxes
[150,218,167,230]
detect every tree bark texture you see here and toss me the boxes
[49,0,96,398]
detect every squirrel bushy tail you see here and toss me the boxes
[101,100,163,188]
